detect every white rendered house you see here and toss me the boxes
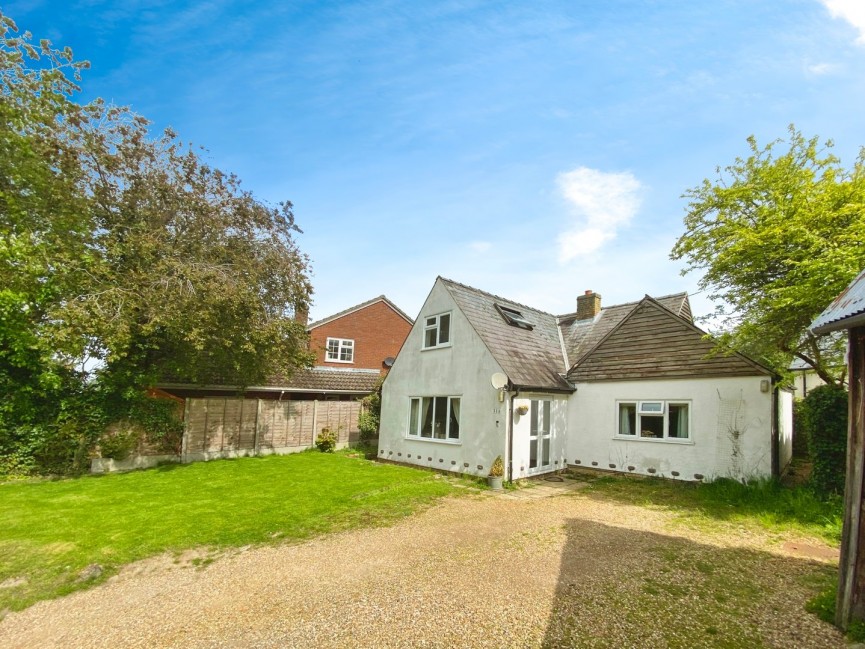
[378,277,793,482]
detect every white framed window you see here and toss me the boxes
[407,396,461,441]
[617,401,690,441]
[423,313,451,349]
[325,337,354,363]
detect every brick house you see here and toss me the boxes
[309,295,414,375]
[160,295,413,402]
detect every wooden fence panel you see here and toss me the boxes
[316,401,361,443]
[295,401,318,447]
[286,401,303,447]
[186,399,208,453]
[183,397,362,460]
[204,398,226,452]
[238,399,257,450]
[272,402,290,448]
[222,399,242,450]
[258,401,275,451]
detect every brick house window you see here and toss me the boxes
[326,338,354,363]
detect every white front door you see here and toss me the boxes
[528,399,551,474]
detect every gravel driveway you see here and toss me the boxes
[0,482,845,648]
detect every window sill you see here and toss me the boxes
[405,436,461,445]
[325,358,354,364]
[613,436,694,446]
[421,343,452,352]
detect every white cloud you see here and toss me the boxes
[469,241,492,253]
[556,167,642,262]
[805,62,836,75]
[821,0,865,44]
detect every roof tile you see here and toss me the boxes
[438,279,692,391]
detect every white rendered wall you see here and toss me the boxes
[792,370,826,399]
[779,389,794,473]
[567,376,774,481]
[379,281,508,476]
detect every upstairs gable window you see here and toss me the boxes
[423,313,451,349]
[326,337,354,363]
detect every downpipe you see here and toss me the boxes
[507,386,519,483]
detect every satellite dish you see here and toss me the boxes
[383,357,395,368]
[490,372,508,390]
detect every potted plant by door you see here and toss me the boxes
[488,455,504,490]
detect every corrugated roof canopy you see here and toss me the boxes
[811,268,865,334]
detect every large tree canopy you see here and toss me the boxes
[0,14,313,473]
[671,126,865,386]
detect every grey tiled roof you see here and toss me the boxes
[274,367,381,393]
[811,267,865,334]
[558,293,690,366]
[440,278,573,391]
[438,278,693,391]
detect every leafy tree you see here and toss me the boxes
[671,126,865,385]
[0,13,314,473]
[0,13,95,473]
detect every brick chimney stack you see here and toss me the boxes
[576,290,601,320]
[294,304,309,328]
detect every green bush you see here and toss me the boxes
[127,397,183,454]
[357,411,378,442]
[98,427,140,461]
[792,398,809,459]
[315,428,337,453]
[0,382,185,477]
[801,384,848,496]
[357,379,383,442]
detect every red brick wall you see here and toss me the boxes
[310,301,412,373]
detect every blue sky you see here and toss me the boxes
[8,0,865,323]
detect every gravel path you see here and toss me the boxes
[0,485,845,648]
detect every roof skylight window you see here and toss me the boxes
[496,304,534,330]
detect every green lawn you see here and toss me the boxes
[0,451,466,613]
[578,471,843,544]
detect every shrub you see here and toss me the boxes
[357,378,383,443]
[801,384,848,496]
[357,411,378,442]
[98,426,139,461]
[792,398,809,459]
[489,455,504,477]
[127,397,184,454]
[315,428,337,453]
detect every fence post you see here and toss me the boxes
[220,398,228,453]
[254,399,262,457]
[312,399,319,447]
[181,398,191,462]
